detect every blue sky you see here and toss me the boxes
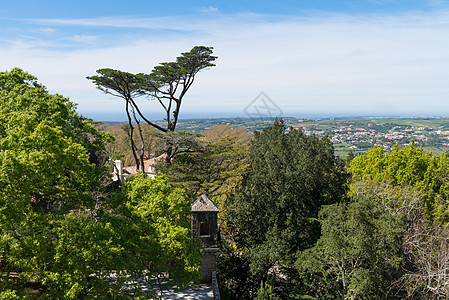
[2,0,449,120]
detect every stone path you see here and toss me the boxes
[158,284,213,299]
[123,277,213,299]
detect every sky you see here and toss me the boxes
[2,0,449,121]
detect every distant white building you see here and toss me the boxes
[112,153,166,182]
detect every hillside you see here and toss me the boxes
[158,116,449,156]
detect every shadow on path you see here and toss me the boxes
[124,277,213,299]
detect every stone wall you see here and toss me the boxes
[199,248,219,283]
[212,271,220,300]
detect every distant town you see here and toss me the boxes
[166,116,449,156]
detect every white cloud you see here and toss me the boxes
[24,15,208,31]
[40,27,55,33]
[201,6,219,13]
[4,10,449,119]
[69,34,98,43]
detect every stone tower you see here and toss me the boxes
[191,194,219,283]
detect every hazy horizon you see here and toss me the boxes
[3,0,449,119]
[85,110,449,123]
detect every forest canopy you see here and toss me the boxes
[0,69,201,299]
[2,67,449,299]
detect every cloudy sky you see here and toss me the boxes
[2,0,449,120]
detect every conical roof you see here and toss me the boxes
[191,194,219,212]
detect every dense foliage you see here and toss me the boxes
[0,69,201,298]
[349,143,449,298]
[218,120,348,298]
[216,123,449,299]
[158,136,248,205]
[349,142,449,223]
[297,195,406,299]
[117,174,202,285]
[3,68,449,299]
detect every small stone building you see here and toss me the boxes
[191,194,219,283]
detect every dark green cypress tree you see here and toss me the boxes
[220,119,348,297]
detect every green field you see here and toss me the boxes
[166,116,449,157]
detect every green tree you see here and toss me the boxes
[0,68,111,297]
[345,142,449,298]
[142,46,217,132]
[201,124,252,146]
[0,69,201,298]
[98,122,163,168]
[220,119,347,298]
[216,242,261,299]
[158,136,248,205]
[117,174,202,285]
[297,195,406,299]
[349,142,449,222]
[87,69,163,172]
[88,46,217,164]
[150,125,251,207]
[0,67,108,224]
[255,282,280,300]
[350,167,449,298]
